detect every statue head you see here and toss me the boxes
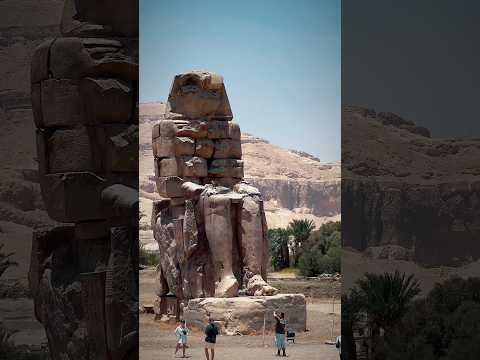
[166,70,233,120]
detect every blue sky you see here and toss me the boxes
[140,0,340,161]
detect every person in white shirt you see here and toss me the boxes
[174,320,189,358]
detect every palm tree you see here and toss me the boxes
[356,271,421,359]
[268,228,290,270]
[287,219,315,266]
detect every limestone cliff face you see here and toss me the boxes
[246,178,340,217]
[343,106,480,267]
[240,133,340,218]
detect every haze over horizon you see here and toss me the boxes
[140,0,340,161]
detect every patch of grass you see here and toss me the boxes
[279,267,299,274]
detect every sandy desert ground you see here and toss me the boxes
[139,269,341,360]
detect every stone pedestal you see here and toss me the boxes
[183,294,306,335]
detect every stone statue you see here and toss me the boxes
[29,1,138,359]
[152,71,278,311]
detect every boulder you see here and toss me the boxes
[184,294,307,335]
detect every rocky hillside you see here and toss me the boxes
[343,106,480,267]
[139,102,340,236]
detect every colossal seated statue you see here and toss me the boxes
[152,71,277,304]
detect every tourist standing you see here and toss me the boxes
[274,311,287,356]
[174,320,189,358]
[204,317,219,360]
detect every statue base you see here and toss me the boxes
[183,294,306,335]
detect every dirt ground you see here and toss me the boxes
[140,301,340,360]
[139,269,341,360]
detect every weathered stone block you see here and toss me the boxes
[49,37,137,81]
[195,139,214,158]
[41,172,107,222]
[152,136,175,158]
[174,137,195,156]
[182,156,208,177]
[228,122,241,140]
[156,176,183,198]
[41,79,86,127]
[157,158,182,177]
[207,121,240,140]
[103,124,138,172]
[213,139,242,159]
[31,39,55,83]
[176,120,208,138]
[184,294,307,335]
[159,120,189,138]
[49,37,95,79]
[207,120,229,139]
[208,159,244,178]
[48,127,93,173]
[80,78,133,124]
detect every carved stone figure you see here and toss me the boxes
[29,1,139,359]
[152,71,278,309]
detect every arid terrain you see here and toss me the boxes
[343,106,480,292]
[139,269,340,360]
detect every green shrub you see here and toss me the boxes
[297,221,341,276]
[139,243,158,267]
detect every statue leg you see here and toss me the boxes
[239,196,265,275]
[240,195,278,296]
[203,194,239,297]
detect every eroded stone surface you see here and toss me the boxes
[184,294,307,335]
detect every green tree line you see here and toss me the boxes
[268,219,341,276]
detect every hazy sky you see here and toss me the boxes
[343,0,480,138]
[140,0,340,161]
